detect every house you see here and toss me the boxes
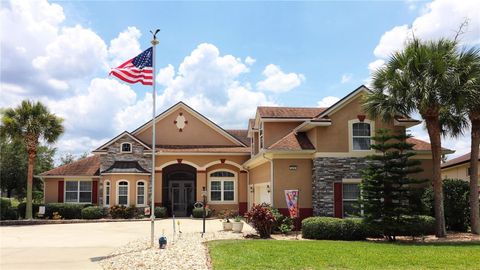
[38,85,449,219]
[441,150,480,181]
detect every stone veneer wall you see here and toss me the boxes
[312,157,374,216]
[100,135,152,173]
[99,135,152,206]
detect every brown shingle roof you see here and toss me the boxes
[406,137,453,152]
[225,129,250,146]
[267,132,315,151]
[257,106,326,118]
[442,151,480,169]
[40,155,100,176]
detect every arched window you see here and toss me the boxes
[117,181,129,205]
[208,170,236,203]
[120,142,132,153]
[136,181,146,206]
[104,180,111,206]
[352,122,372,150]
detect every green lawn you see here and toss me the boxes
[207,240,480,270]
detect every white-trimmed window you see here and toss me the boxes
[104,180,111,206]
[120,142,132,153]
[65,181,92,203]
[349,119,374,151]
[208,170,236,203]
[342,179,362,217]
[117,181,129,205]
[136,181,146,206]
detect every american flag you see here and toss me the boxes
[110,47,153,85]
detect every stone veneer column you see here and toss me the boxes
[312,157,373,216]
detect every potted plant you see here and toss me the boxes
[232,215,244,233]
[219,209,233,231]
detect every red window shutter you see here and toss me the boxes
[92,180,98,204]
[333,182,343,218]
[58,181,64,203]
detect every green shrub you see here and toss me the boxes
[270,208,293,233]
[422,179,470,231]
[192,207,211,218]
[301,217,372,240]
[44,203,84,219]
[17,202,41,218]
[109,205,136,219]
[0,198,18,220]
[81,206,104,219]
[154,207,167,218]
[398,215,435,237]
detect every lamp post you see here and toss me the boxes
[202,186,207,236]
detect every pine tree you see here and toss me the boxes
[360,129,425,241]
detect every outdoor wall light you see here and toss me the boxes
[289,165,297,171]
[267,184,271,193]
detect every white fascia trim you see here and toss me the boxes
[394,119,421,128]
[295,120,332,132]
[132,102,247,147]
[152,152,249,156]
[94,131,151,151]
[317,86,370,118]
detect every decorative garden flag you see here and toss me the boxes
[284,189,299,218]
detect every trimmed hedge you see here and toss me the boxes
[44,203,86,219]
[81,206,104,219]
[302,217,371,240]
[155,207,167,218]
[302,216,435,240]
[192,207,211,218]
[109,205,136,219]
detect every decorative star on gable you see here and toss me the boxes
[173,112,188,132]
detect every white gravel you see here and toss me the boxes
[99,230,248,270]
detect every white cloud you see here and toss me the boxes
[47,78,137,138]
[245,56,256,65]
[256,64,305,93]
[108,26,142,67]
[372,0,480,61]
[317,96,340,108]
[369,0,480,157]
[341,73,352,84]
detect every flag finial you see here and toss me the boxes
[150,29,160,45]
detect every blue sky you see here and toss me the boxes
[1,0,479,160]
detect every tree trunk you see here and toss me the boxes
[424,116,447,237]
[469,113,480,234]
[25,142,37,220]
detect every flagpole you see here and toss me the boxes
[150,29,160,248]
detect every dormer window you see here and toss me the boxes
[120,142,132,153]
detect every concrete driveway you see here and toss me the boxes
[0,218,245,270]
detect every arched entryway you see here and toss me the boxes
[162,164,196,217]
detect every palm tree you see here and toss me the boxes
[363,38,460,237]
[451,47,480,234]
[0,101,64,219]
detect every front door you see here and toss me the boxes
[169,180,195,216]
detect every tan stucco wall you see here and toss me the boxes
[411,158,434,182]
[102,174,149,207]
[155,155,249,169]
[253,133,259,155]
[136,107,238,146]
[272,159,312,208]
[442,161,480,181]
[264,122,302,148]
[315,95,405,152]
[44,178,61,203]
[249,162,271,185]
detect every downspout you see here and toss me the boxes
[263,153,274,207]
